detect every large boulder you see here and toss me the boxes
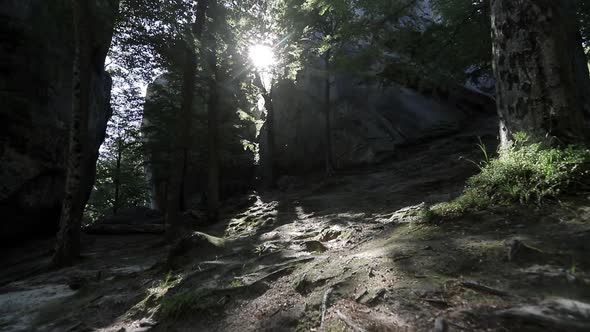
[269,69,495,173]
[0,0,119,243]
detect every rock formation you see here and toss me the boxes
[0,0,119,243]
[268,69,495,173]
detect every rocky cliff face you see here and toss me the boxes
[0,0,118,243]
[269,69,495,174]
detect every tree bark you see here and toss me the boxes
[165,0,209,239]
[113,138,122,215]
[491,0,590,148]
[325,48,334,174]
[206,0,220,223]
[52,0,93,267]
[254,73,275,188]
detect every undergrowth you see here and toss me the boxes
[429,133,590,218]
[161,291,204,318]
[160,288,228,319]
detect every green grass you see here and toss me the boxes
[160,287,230,319]
[228,279,244,288]
[429,133,590,218]
[160,291,205,318]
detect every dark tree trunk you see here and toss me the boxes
[263,88,275,188]
[254,73,275,188]
[491,0,590,148]
[206,0,220,223]
[165,0,209,239]
[325,48,334,174]
[52,0,92,267]
[113,138,122,215]
[180,148,188,211]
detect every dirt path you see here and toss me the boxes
[3,113,590,331]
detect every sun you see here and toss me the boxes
[249,44,276,70]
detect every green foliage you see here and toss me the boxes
[373,0,492,88]
[278,0,377,78]
[85,145,150,223]
[85,77,150,224]
[228,279,244,288]
[160,291,204,319]
[110,0,194,81]
[430,133,590,218]
[578,0,590,59]
[160,287,227,319]
[162,271,175,288]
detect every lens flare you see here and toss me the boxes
[249,44,276,69]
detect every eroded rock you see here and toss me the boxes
[0,0,119,242]
[303,241,327,253]
[497,298,590,331]
[167,232,227,268]
[319,228,342,242]
[507,239,546,263]
[0,284,77,331]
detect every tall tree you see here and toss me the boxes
[491,0,590,148]
[206,0,221,223]
[165,0,209,238]
[324,47,334,174]
[283,0,358,174]
[52,0,95,266]
[253,72,275,188]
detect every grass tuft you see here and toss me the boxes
[160,291,204,319]
[429,132,590,218]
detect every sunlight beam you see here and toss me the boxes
[249,44,276,70]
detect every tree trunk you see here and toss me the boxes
[206,1,220,223]
[113,138,122,215]
[254,73,275,188]
[52,0,92,267]
[165,0,209,239]
[325,49,334,174]
[263,88,275,188]
[491,0,590,148]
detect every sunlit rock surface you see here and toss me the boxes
[0,0,118,242]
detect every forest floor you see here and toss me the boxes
[2,113,590,331]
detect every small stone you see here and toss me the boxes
[260,231,280,241]
[303,241,327,253]
[507,239,545,263]
[356,288,386,305]
[139,318,156,327]
[319,228,342,242]
[433,317,448,332]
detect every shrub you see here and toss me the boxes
[430,133,590,218]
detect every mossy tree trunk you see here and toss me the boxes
[165,0,209,239]
[491,0,590,148]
